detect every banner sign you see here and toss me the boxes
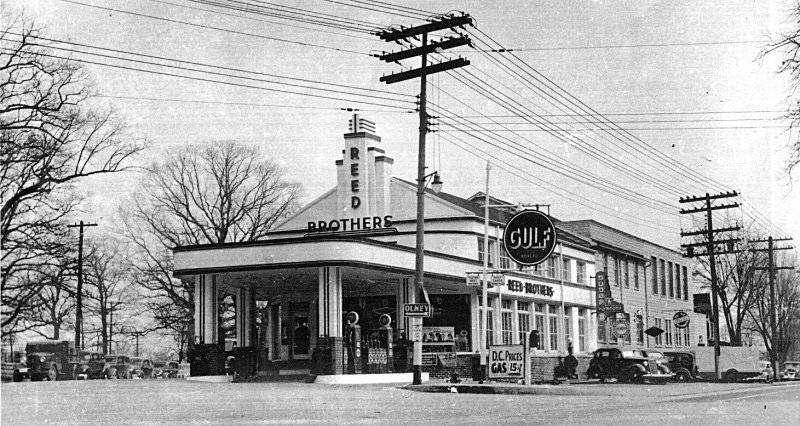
[489,345,525,378]
[596,271,624,314]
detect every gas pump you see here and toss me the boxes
[379,314,393,372]
[345,311,361,374]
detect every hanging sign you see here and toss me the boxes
[502,210,557,266]
[673,311,690,329]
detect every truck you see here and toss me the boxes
[25,340,81,381]
[694,345,764,382]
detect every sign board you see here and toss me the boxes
[422,326,454,343]
[502,210,557,266]
[466,273,480,287]
[403,303,431,317]
[488,345,525,379]
[411,323,423,342]
[596,271,624,314]
[491,273,505,286]
[693,293,711,315]
[673,311,690,329]
[613,318,630,338]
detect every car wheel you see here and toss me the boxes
[13,371,22,382]
[586,366,600,380]
[47,367,58,381]
[723,369,739,383]
[627,368,644,384]
[675,369,692,383]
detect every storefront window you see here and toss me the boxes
[576,261,586,284]
[665,319,673,346]
[501,300,513,345]
[517,301,530,344]
[548,305,559,351]
[564,309,572,350]
[578,309,587,352]
[534,303,545,343]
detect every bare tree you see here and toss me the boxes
[745,255,800,364]
[1,20,145,333]
[20,256,76,340]
[121,141,301,351]
[762,3,800,177]
[693,220,769,345]
[83,237,134,354]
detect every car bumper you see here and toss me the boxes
[643,373,674,381]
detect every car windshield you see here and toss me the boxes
[621,350,644,358]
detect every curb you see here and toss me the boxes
[402,383,593,395]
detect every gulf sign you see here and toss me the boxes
[502,210,557,266]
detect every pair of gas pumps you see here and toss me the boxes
[343,311,394,374]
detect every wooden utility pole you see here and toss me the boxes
[751,236,794,382]
[679,191,739,380]
[376,13,472,385]
[67,220,97,351]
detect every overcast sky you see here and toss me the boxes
[6,0,800,250]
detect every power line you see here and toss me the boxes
[435,109,788,118]
[441,125,786,131]
[147,0,376,40]
[457,39,768,52]
[322,0,427,21]
[55,0,370,56]
[10,32,414,100]
[2,47,413,111]
[94,94,414,113]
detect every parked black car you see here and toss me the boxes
[663,351,698,382]
[586,348,673,384]
[25,340,79,381]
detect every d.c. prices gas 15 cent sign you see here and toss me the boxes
[502,210,557,266]
[488,345,525,379]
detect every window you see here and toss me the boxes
[613,256,620,286]
[623,259,630,288]
[546,257,557,278]
[598,316,607,343]
[668,261,674,298]
[501,300,513,344]
[576,261,586,284]
[564,309,572,350]
[534,304,545,346]
[651,256,658,295]
[479,296,495,346]
[578,309,587,352]
[518,301,530,344]
[478,237,485,264]
[499,241,512,269]
[683,325,690,347]
[633,262,639,290]
[665,319,673,346]
[675,322,682,346]
[548,305,559,351]
[636,313,644,346]
[654,318,663,345]
[477,237,497,268]
[685,265,690,300]
[660,259,666,296]
[675,264,682,299]
[561,258,571,282]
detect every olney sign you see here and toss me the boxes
[502,210,557,266]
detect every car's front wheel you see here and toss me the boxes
[626,367,644,384]
[674,369,692,383]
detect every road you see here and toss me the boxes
[2,379,798,424]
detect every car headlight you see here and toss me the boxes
[40,357,46,363]
[643,361,649,367]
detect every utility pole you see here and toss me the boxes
[376,13,472,385]
[67,220,97,352]
[679,191,739,381]
[751,236,794,382]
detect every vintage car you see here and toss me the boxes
[4,350,29,382]
[25,340,80,381]
[640,350,672,375]
[104,354,134,379]
[158,361,180,379]
[74,352,109,380]
[586,348,673,384]
[663,351,698,382]
[130,358,154,379]
[780,361,800,381]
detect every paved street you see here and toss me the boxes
[2,380,798,425]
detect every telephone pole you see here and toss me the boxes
[67,220,97,351]
[751,236,794,382]
[375,13,472,385]
[679,191,739,380]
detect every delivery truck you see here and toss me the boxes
[694,345,765,382]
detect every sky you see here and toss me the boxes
[5,0,800,252]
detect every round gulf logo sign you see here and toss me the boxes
[502,210,558,266]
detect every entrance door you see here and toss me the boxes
[289,302,311,360]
